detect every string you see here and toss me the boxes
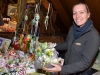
[49,4,56,37]
[35,4,37,13]
[38,0,42,11]
[47,3,50,16]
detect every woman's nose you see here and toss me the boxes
[76,13,80,18]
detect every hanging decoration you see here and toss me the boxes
[31,3,40,38]
[23,5,29,34]
[44,3,51,30]
[0,0,64,75]
[21,5,31,53]
[13,30,16,43]
[12,30,20,50]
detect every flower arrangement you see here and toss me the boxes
[92,47,100,70]
[95,47,100,65]
[0,49,35,74]
[34,42,61,69]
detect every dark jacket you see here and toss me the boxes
[55,24,100,75]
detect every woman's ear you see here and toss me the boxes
[88,13,90,18]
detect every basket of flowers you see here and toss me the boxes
[34,42,61,69]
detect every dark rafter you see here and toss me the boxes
[79,0,85,3]
[48,0,71,30]
[60,0,73,21]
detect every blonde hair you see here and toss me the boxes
[73,3,90,13]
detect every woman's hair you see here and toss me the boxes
[72,2,90,13]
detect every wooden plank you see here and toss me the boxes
[60,0,73,21]
[79,0,85,3]
[85,0,100,32]
[64,0,79,12]
[50,0,71,29]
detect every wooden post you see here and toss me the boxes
[17,0,27,29]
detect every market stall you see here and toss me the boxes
[0,0,64,75]
[0,36,63,75]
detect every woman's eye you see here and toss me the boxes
[80,12,84,14]
[73,13,76,15]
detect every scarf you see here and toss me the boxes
[73,19,92,39]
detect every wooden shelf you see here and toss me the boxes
[0,32,14,39]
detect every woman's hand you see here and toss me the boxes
[59,59,64,66]
[43,63,62,73]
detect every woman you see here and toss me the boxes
[43,3,100,75]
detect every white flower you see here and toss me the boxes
[51,58,58,63]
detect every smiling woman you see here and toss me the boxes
[43,2,100,75]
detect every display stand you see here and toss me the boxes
[92,48,100,70]
[92,48,100,75]
[92,64,100,71]
[0,32,14,39]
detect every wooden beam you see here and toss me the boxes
[60,0,73,21]
[41,0,52,11]
[79,0,85,3]
[9,0,15,3]
[50,0,71,29]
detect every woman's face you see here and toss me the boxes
[73,4,90,27]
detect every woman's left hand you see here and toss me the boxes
[43,63,62,73]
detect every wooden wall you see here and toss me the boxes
[38,0,100,42]
[1,0,100,43]
[47,0,100,34]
